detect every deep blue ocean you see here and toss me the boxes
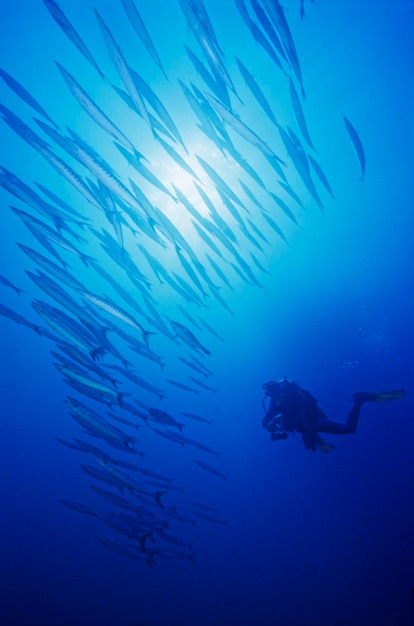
[1,1,413,625]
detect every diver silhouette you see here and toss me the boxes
[262,377,405,453]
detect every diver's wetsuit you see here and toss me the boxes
[262,379,364,451]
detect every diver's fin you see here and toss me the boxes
[315,436,335,453]
[353,390,405,403]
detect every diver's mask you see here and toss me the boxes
[262,380,279,396]
[263,377,289,396]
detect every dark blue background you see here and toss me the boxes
[0,1,413,624]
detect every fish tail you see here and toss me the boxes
[117,391,131,407]
[96,326,111,339]
[71,231,87,244]
[154,490,168,508]
[138,531,153,552]
[130,147,143,163]
[120,357,133,369]
[80,253,95,267]
[142,329,156,347]
[90,347,106,361]
[74,220,89,231]
[53,217,65,233]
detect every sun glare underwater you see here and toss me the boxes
[0,1,413,625]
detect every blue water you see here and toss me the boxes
[1,1,413,625]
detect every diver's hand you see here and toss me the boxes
[271,432,288,442]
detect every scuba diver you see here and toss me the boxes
[262,377,405,453]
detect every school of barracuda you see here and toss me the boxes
[0,0,365,566]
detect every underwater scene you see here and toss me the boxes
[0,1,413,624]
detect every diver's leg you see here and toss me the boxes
[316,399,364,435]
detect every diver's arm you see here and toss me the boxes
[262,412,273,429]
[263,409,284,431]
[262,397,279,429]
[262,400,276,428]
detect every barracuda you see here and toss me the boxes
[95,458,167,507]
